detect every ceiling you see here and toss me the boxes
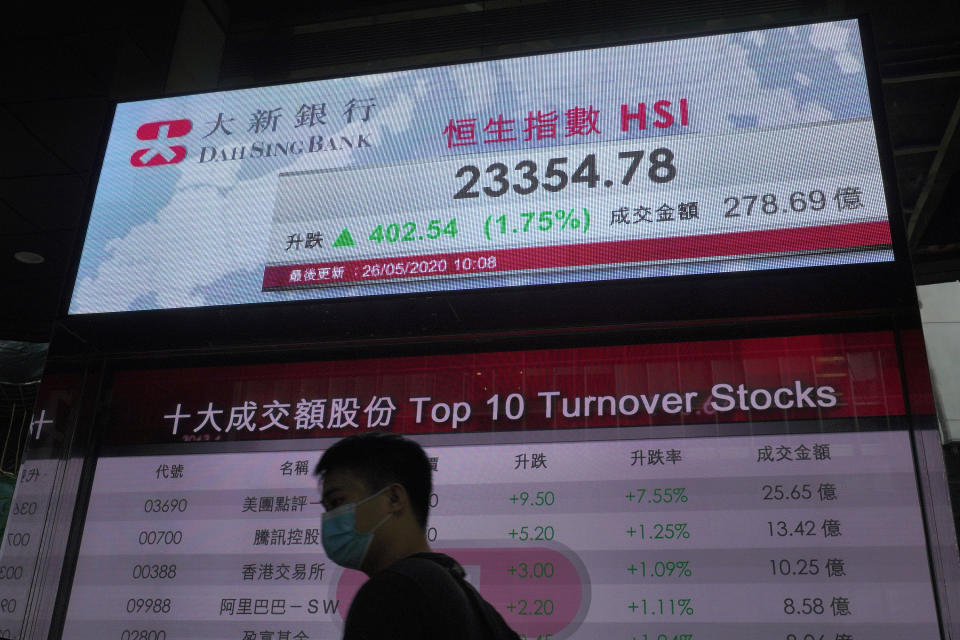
[1,0,958,345]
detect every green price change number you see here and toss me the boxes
[368,219,458,244]
[509,491,556,507]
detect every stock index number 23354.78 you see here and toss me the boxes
[453,149,676,200]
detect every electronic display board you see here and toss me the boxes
[70,18,894,314]
[33,331,944,639]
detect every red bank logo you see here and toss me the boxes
[130,119,192,167]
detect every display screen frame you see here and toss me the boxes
[30,324,948,639]
[57,15,917,353]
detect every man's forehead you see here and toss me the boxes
[320,469,368,496]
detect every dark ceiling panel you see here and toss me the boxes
[894,151,939,208]
[0,274,60,341]
[0,230,77,285]
[5,99,110,176]
[916,163,960,248]
[882,78,960,149]
[0,108,71,177]
[227,0,475,30]
[220,0,808,81]
[870,1,960,51]
[0,174,90,233]
[6,36,118,101]
[0,199,36,235]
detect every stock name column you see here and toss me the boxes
[60,450,347,640]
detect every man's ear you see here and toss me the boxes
[385,482,408,514]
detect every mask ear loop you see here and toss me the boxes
[368,512,392,533]
[356,485,390,507]
[358,487,393,534]
[356,511,393,568]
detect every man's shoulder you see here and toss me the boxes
[348,553,470,626]
[380,552,461,584]
[389,552,458,571]
[350,552,520,640]
[354,553,458,599]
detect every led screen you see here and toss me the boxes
[50,332,942,638]
[70,19,893,314]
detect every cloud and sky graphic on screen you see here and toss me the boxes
[70,20,874,313]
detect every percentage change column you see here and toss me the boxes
[624,445,698,640]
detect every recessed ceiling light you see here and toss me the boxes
[14,251,45,264]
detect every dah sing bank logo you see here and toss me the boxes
[129,119,192,167]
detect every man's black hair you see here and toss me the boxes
[314,432,432,530]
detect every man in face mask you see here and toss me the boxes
[314,432,520,640]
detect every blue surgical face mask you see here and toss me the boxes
[321,487,391,569]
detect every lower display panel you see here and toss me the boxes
[62,426,939,639]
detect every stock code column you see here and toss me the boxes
[429,430,941,640]
[60,451,344,640]
[0,459,60,639]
